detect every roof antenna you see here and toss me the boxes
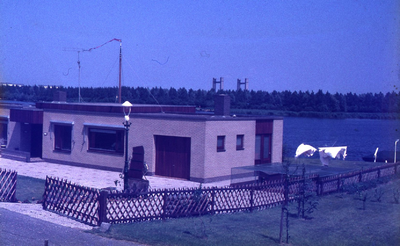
[118,40,122,103]
[64,38,122,103]
[63,48,83,102]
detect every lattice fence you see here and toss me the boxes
[212,180,287,213]
[101,179,294,223]
[42,176,101,226]
[0,168,17,202]
[43,162,399,226]
[316,163,399,195]
[101,191,165,224]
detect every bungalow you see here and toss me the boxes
[1,95,283,183]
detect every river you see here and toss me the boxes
[283,117,400,161]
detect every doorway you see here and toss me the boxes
[155,135,191,179]
[30,124,43,158]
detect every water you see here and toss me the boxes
[283,117,400,161]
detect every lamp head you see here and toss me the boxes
[122,101,133,118]
[396,139,400,144]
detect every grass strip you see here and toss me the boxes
[15,175,45,203]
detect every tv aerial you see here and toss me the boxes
[63,38,122,103]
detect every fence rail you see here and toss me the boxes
[0,168,17,202]
[43,162,400,226]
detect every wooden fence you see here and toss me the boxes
[43,162,400,226]
[99,179,289,224]
[314,163,398,195]
[42,176,101,226]
[0,168,17,202]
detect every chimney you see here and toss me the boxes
[214,94,230,116]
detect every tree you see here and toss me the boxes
[177,87,189,105]
[168,87,178,105]
[1,84,399,118]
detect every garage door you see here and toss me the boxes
[155,135,191,180]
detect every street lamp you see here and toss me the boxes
[395,139,399,163]
[122,101,133,190]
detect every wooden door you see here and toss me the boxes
[255,134,271,164]
[155,135,191,179]
[255,120,273,164]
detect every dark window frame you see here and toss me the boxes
[217,135,226,152]
[236,134,244,150]
[54,124,72,153]
[88,127,124,155]
[0,121,8,147]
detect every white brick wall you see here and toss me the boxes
[129,116,206,179]
[43,111,126,170]
[203,119,255,180]
[272,119,283,163]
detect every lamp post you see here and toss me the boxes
[122,101,133,190]
[395,139,399,163]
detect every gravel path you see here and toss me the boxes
[0,202,93,230]
[0,207,141,246]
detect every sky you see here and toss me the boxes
[1,0,399,94]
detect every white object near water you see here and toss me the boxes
[318,146,347,166]
[295,143,317,158]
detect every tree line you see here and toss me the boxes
[1,84,399,116]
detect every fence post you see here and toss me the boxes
[316,175,321,196]
[337,177,341,193]
[320,177,324,195]
[98,190,108,226]
[162,192,167,220]
[211,188,215,214]
[42,176,49,210]
[11,172,17,202]
[250,186,254,212]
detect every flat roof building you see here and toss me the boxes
[1,95,283,183]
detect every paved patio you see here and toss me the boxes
[0,157,230,230]
[0,157,230,190]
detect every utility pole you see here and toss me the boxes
[63,48,83,102]
[77,51,81,102]
[118,41,122,103]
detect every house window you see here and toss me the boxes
[88,128,124,154]
[236,135,244,150]
[217,136,225,152]
[255,134,271,164]
[0,122,7,147]
[54,124,72,152]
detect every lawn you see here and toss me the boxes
[91,175,400,246]
[13,164,400,245]
[15,175,45,203]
